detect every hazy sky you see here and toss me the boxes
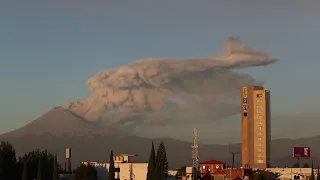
[1,0,320,139]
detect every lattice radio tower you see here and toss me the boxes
[192,128,199,180]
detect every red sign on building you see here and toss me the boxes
[293,147,311,158]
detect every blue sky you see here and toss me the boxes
[0,0,320,137]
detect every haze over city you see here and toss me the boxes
[1,0,320,144]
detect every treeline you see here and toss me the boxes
[0,140,97,180]
[0,140,169,180]
[146,141,168,180]
[0,140,63,180]
[0,140,98,180]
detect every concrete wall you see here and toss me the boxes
[168,170,178,176]
[265,168,317,179]
[116,163,148,180]
[83,162,148,180]
[266,168,312,175]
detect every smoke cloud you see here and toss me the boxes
[65,37,276,128]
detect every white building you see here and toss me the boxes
[84,161,148,180]
[265,168,317,180]
[178,167,193,180]
[82,154,175,180]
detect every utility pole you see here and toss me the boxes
[228,144,240,169]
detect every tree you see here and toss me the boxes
[52,152,58,180]
[303,163,310,168]
[258,171,269,180]
[176,166,186,177]
[292,162,300,168]
[74,164,98,180]
[146,141,155,180]
[17,149,55,180]
[108,150,115,180]
[129,163,134,180]
[155,141,168,180]
[159,158,166,180]
[22,154,27,180]
[250,170,269,180]
[37,156,43,180]
[0,141,17,180]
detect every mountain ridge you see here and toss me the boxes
[1,107,320,168]
[1,106,115,137]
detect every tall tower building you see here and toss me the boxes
[241,86,271,169]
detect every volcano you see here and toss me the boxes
[1,107,114,137]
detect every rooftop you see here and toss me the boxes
[200,160,225,164]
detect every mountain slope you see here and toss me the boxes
[1,107,114,137]
[2,134,320,168]
[1,107,320,168]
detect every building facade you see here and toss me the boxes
[200,160,225,175]
[82,154,148,180]
[83,161,148,180]
[241,86,271,169]
[82,154,177,180]
[199,160,246,179]
[266,168,316,180]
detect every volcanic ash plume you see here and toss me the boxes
[65,37,276,127]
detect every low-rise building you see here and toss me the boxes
[265,168,316,180]
[200,160,246,179]
[176,167,193,180]
[82,154,176,180]
[200,160,226,174]
[82,154,147,180]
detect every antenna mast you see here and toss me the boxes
[192,128,199,180]
[228,144,240,169]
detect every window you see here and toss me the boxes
[257,132,263,135]
[243,98,247,103]
[257,160,264,163]
[257,110,263,114]
[257,115,263,119]
[258,126,262,130]
[257,148,263,152]
[257,121,262,124]
[258,138,262,141]
[256,99,263,103]
[202,166,206,169]
[256,105,263,109]
[257,143,262,147]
